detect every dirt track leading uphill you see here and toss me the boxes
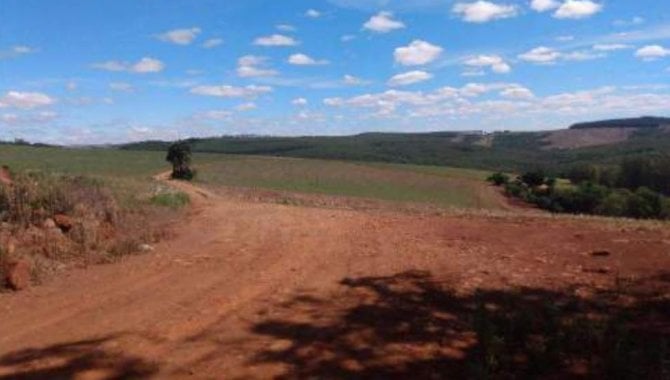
[0,177,669,379]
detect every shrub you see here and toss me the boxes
[627,187,663,219]
[534,195,555,211]
[661,197,670,220]
[521,170,546,188]
[504,180,526,198]
[150,192,190,209]
[595,189,632,217]
[487,172,510,186]
[566,164,597,184]
[504,166,670,220]
[544,177,557,189]
[618,156,670,195]
[572,182,609,214]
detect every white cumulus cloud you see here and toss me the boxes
[202,38,223,49]
[253,34,299,47]
[530,0,560,12]
[190,84,272,98]
[388,70,433,86]
[518,47,561,64]
[92,57,164,73]
[0,45,38,60]
[464,55,511,73]
[276,24,296,32]
[500,85,535,99]
[235,102,257,111]
[452,1,518,23]
[288,53,329,65]
[363,11,405,33]
[237,55,278,77]
[343,75,368,85]
[553,0,602,19]
[292,97,308,106]
[635,45,670,61]
[305,9,321,18]
[0,91,55,109]
[592,44,632,51]
[132,57,165,73]
[156,27,201,45]
[394,40,443,66]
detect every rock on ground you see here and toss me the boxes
[6,259,32,291]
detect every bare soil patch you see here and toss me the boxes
[543,127,638,150]
[0,178,668,378]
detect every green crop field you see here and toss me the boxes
[0,145,502,210]
[195,156,500,209]
[0,145,180,206]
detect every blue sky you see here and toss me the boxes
[0,0,669,144]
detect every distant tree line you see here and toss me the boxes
[489,155,670,220]
[565,156,670,196]
[569,116,670,130]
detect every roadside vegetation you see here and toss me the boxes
[150,191,190,209]
[0,146,194,291]
[489,155,670,220]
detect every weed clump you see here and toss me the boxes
[150,191,190,209]
[0,170,177,290]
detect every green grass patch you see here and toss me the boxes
[150,192,190,209]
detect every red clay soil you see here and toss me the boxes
[0,177,669,379]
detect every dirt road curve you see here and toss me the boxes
[1,177,669,379]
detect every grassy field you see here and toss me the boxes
[0,145,502,210]
[0,145,172,207]
[195,156,500,209]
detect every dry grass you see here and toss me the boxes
[0,171,179,289]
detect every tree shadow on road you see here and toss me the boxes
[249,270,670,379]
[0,335,158,380]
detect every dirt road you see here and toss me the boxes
[1,178,669,379]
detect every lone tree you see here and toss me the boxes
[166,141,194,180]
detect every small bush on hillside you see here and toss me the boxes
[520,170,546,188]
[595,189,632,217]
[487,172,510,186]
[661,197,670,219]
[573,182,610,214]
[627,187,663,219]
[566,164,598,184]
[504,180,526,198]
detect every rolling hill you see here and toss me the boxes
[119,117,670,174]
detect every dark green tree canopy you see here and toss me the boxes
[166,141,194,180]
